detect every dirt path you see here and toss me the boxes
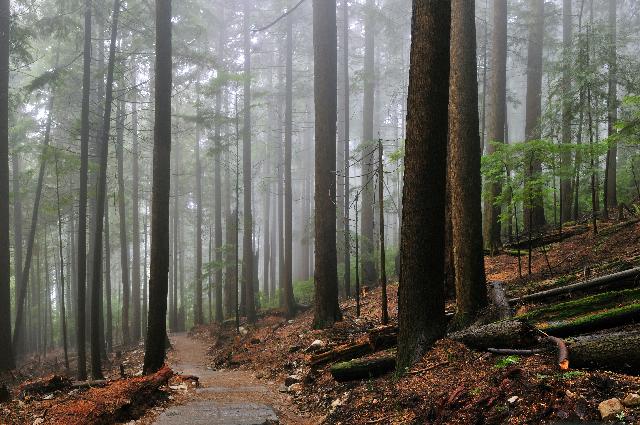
[154,333,317,425]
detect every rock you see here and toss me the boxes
[623,393,640,407]
[507,396,519,404]
[598,398,624,420]
[288,345,302,353]
[33,419,44,425]
[239,326,249,336]
[288,383,303,393]
[331,398,344,408]
[285,375,302,387]
[278,384,288,393]
[306,340,325,353]
[565,390,576,398]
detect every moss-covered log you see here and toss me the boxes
[567,331,640,374]
[543,303,640,337]
[449,320,539,350]
[511,267,640,304]
[330,354,396,382]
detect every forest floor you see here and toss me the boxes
[194,218,640,424]
[2,218,640,424]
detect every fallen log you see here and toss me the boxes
[368,325,398,351]
[18,374,72,398]
[449,320,539,350]
[310,341,373,367]
[543,303,640,337]
[503,226,587,251]
[510,267,640,304]
[70,380,108,390]
[330,354,396,382]
[45,366,173,425]
[567,331,640,374]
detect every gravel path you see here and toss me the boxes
[154,333,315,425]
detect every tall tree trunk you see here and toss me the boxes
[560,0,573,224]
[312,0,341,329]
[75,0,91,381]
[194,83,204,326]
[0,0,14,371]
[360,0,377,287]
[11,154,23,350]
[143,0,172,375]
[214,12,224,324]
[396,0,451,372]
[283,8,296,318]
[378,140,388,324]
[89,0,120,379]
[170,145,179,331]
[116,96,130,346]
[13,92,54,354]
[604,0,617,211]
[142,201,148,335]
[523,0,546,230]
[483,0,507,252]
[342,0,351,299]
[104,197,112,352]
[131,71,141,342]
[448,0,488,327]
[242,0,256,323]
[55,155,70,369]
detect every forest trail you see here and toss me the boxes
[154,333,314,425]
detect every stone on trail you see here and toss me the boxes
[598,398,624,420]
[623,393,640,407]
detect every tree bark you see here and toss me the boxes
[54,155,70,369]
[560,0,573,224]
[312,0,341,329]
[604,0,617,210]
[448,0,488,327]
[76,0,91,380]
[283,8,296,318]
[0,0,13,371]
[523,0,546,230]
[360,0,377,287]
[483,0,507,252]
[143,0,172,375]
[242,0,256,323]
[89,0,120,379]
[396,0,451,372]
[342,0,351,299]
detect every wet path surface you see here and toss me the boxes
[154,333,312,425]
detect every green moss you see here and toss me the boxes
[541,302,640,332]
[518,287,640,322]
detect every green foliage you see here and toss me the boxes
[494,355,520,369]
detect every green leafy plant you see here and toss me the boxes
[494,355,520,369]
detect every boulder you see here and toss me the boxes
[306,340,325,353]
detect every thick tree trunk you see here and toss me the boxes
[54,156,70,369]
[242,0,256,323]
[397,0,451,372]
[604,0,617,210]
[143,0,172,375]
[342,0,351,299]
[449,320,539,350]
[523,0,546,230]
[89,0,120,379]
[448,0,488,327]
[0,0,13,371]
[560,0,573,224]
[116,96,130,346]
[360,0,377,287]
[283,10,296,318]
[378,139,388,324]
[312,0,341,329]
[568,331,640,374]
[483,0,507,252]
